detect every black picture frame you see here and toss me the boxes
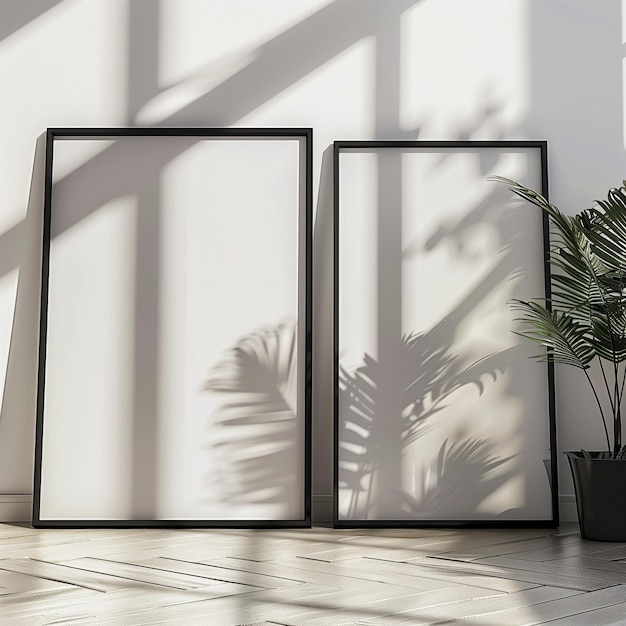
[34,127,312,528]
[333,140,557,528]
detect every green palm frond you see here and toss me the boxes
[511,300,595,369]
[580,186,626,272]
[589,308,626,363]
[491,176,581,255]
[493,177,626,456]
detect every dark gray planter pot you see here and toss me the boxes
[566,451,626,541]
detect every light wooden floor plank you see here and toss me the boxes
[0,569,78,596]
[408,555,613,591]
[286,556,466,591]
[357,585,581,625]
[548,555,626,572]
[368,556,547,593]
[430,534,583,562]
[485,541,626,563]
[32,584,262,624]
[479,554,626,585]
[454,584,626,625]
[135,556,305,589]
[46,584,338,625]
[0,587,98,621]
[0,557,194,592]
[267,586,505,626]
[59,556,265,591]
[534,599,626,625]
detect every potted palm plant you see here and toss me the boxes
[494,176,626,541]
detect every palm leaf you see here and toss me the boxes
[580,185,626,271]
[510,299,595,369]
[490,176,582,257]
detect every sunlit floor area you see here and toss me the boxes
[3,521,626,624]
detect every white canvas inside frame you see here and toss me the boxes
[39,135,307,522]
[337,146,553,522]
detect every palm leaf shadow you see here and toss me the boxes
[202,319,301,508]
[339,333,514,518]
[398,437,515,517]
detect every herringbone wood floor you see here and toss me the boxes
[2,521,626,624]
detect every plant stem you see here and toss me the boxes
[584,365,611,452]
[579,231,620,453]
[615,409,622,456]
[598,358,616,418]
[615,372,622,456]
[619,359,626,458]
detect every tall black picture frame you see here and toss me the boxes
[34,128,312,528]
[334,140,557,528]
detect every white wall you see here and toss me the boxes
[0,0,624,522]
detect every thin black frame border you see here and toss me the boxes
[333,140,557,529]
[33,127,313,529]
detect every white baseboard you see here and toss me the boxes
[0,495,32,522]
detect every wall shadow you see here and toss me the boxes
[44,135,198,518]
[339,334,516,520]
[153,0,421,127]
[0,133,46,493]
[312,146,335,515]
[0,0,65,45]
[202,320,302,514]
